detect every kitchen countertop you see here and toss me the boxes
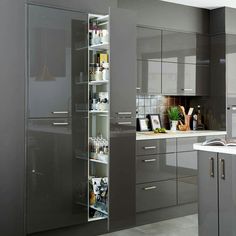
[136,130,226,140]
[194,143,236,155]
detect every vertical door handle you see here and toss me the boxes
[220,159,225,180]
[209,157,214,177]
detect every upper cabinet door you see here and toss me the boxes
[162,30,196,64]
[110,8,136,119]
[137,60,161,94]
[28,5,88,118]
[137,27,161,61]
[226,34,236,103]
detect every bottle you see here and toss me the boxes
[192,114,197,131]
[197,105,202,125]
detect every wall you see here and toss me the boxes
[118,0,209,34]
[0,1,25,236]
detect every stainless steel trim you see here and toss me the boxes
[117,112,132,115]
[220,159,225,180]
[181,88,193,91]
[117,122,132,125]
[52,111,69,114]
[209,157,214,177]
[143,186,157,191]
[143,159,157,163]
[52,122,69,126]
[143,146,157,150]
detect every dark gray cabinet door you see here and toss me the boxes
[28,5,88,118]
[110,8,136,119]
[27,119,88,234]
[162,30,196,64]
[198,151,218,236]
[218,154,236,236]
[136,153,176,184]
[162,62,208,95]
[109,8,136,232]
[137,26,161,61]
[226,34,236,104]
[137,60,161,94]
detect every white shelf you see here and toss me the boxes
[89,80,108,86]
[88,216,107,222]
[89,43,109,51]
[89,110,108,114]
[90,158,108,165]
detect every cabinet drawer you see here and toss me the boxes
[177,137,199,152]
[136,180,177,212]
[136,139,176,156]
[177,151,198,178]
[136,153,176,184]
[178,176,197,205]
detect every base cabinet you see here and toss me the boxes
[198,151,236,236]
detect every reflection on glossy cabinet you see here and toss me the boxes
[137,60,161,94]
[137,27,161,61]
[162,62,209,95]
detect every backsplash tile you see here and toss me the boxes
[136,95,188,129]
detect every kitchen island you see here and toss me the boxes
[194,143,236,236]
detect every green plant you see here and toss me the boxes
[167,106,180,121]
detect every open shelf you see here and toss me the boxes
[89,205,108,216]
[90,158,108,165]
[89,110,108,114]
[89,43,109,51]
[88,216,107,222]
[89,80,108,86]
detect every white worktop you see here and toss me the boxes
[194,143,236,155]
[136,130,226,141]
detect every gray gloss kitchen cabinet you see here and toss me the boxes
[162,30,209,65]
[198,151,236,236]
[137,59,161,94]
[137,26,161,61]
[162,62,209,95]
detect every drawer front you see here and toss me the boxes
[177,137,198,152]
[178,176,198,205]
[136,140,158,156]
[136,139,176,156]
[136,180,177,212]
[177,151,198,178]
[136,153,176,184]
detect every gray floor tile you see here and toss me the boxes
[101,214,198,236]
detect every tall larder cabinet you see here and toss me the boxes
[26,4,136,235]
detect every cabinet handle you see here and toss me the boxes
[52,111,69,114]
[136,87,141,90]
[143,146,156,150]
[209,157,214,177]
[143,186,157,191]
[117,122,132,125]
[143,158,157,163]
[52,122,69,126]
[232,106,236,111]
[117,112,132,115]
[181,88,193,91]
[220,159,225,180]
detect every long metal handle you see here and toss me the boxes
[52,122,69,126]
[209,157,214,177]
[232,106,236,111]
[181,88,193,91]
[143,186,157,191]
[143,158,157,163]
[117,112,132,115]
[144,146,157,150]
[117,122,132,125]
[136,87,141,90]
[220,159,225,180]
[52,111,69,114]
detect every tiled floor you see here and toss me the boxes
[101,214,198,236]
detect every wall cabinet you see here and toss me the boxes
[136,27,210,96]
[198,151,236,236]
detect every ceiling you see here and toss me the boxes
[160,0,236,10]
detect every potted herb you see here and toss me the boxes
[167,106,180,131]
